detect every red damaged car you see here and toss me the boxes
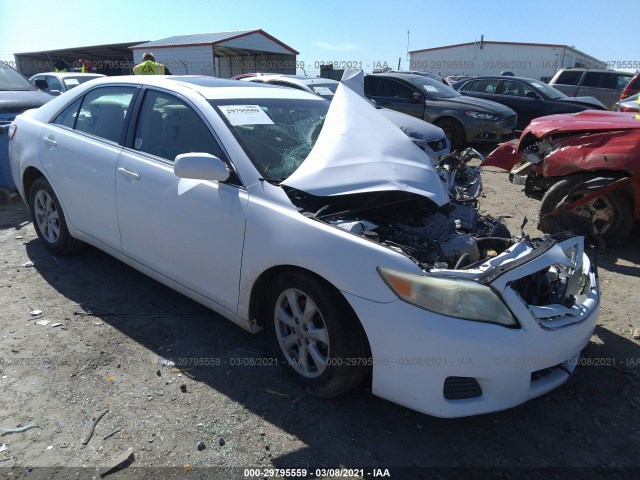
[483,111,640,246]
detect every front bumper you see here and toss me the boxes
[346,235,599,418]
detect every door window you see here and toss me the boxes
[499,80,535,97]
[462,79,498,93]
[582,72,616,89]
[52,98,83,128]
[377,78,414,98]
[133,90,225,163]
[74,87,137,143]
[555,70,583,85]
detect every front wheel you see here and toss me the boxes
[435,118,465,151]
[266,271,370,398]
[538,175,633,246]
[29,177,82,254]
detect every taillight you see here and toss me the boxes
[8,123,16,140]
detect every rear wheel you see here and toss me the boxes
[435,118,465,151]
[266,271,370,398]
[29,177,82,254]
[539,175,633,245]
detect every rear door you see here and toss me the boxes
[38,85,138,250]
[576,72,632,109]
[364,76,425,118]
[115,88,247,312]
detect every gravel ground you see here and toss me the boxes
[0,159,639,480]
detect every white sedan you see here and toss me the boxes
[8,75,599,417]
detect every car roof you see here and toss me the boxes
[456,75,543,83]
[245,74,339,86]
[32,72,106,78]
[369,73,425,81]
[68,75,323,101]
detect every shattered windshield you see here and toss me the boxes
[211,98,329,181]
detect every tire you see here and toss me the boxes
[266,271,370,398]
[29,177,82,255]
[538,175,633,246]
[435,117,465,151]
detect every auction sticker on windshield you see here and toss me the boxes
[218,105,274,126]
[312,86,335,96]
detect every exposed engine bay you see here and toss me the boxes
[284,188,514,271]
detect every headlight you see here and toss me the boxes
[378,267,518,327]
[465,111,500,121]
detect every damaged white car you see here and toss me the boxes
[9,75,599,417]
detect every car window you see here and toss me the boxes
[0,62,37,91]
[364,76,382,96]
[134,90,225,163]
[52,97,83,128]
[377,78,414,99]
[45,76,63,93]
[555,70,583,85]
[463,79,498,93]
[617,73,634,90]
[211,98,329,181]
[582,72,617,89]
[499,80,534,97]
[75,87,136,143]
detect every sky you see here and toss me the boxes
[1,0,638,75]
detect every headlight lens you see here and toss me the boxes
[378,267,518,327]
[465,111,500,121]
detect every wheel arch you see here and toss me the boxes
[248,265,371,352]
[22,166,46,208]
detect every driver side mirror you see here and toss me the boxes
[525,91,541,100]
[49,90,62,96]
[412,91,424,102]
[174,153,230,182]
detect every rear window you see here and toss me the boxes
[555,70,583,86]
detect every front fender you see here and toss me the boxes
[481,140,521,170]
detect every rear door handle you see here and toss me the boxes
[43,136,56,147]
[117,167,140,180]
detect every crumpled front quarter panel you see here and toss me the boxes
[543,129,640,177]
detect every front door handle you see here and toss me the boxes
[117,167,140,180]
[43,136,56,147]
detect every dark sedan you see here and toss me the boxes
[452,76,606,130]
[364,73,516,150]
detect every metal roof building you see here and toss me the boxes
[409,40,606,81]
[130,29,299,77]
[14,41,146,76]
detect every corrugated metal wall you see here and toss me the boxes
[409,44,606,80]
[132,47,295,78]
[133,46,214,75]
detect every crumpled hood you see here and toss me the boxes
[282,82,448,206]
[524,110,640,137]
[0,89,52,115]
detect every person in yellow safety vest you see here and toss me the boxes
[132,52,171,75]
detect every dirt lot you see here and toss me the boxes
[0,159,639,480]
